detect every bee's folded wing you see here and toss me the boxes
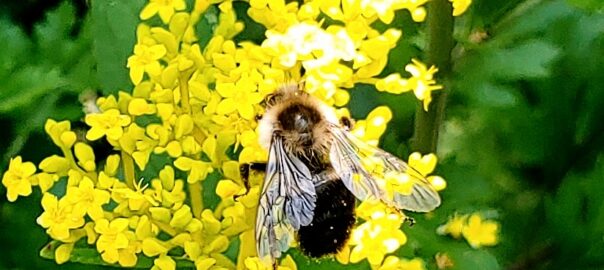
[255,134,316,262]
[328,124,441,212]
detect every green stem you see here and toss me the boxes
[178,71,204,218]
[189,181,203,218]
[151,220,178,237]
[179,72,192,114]
[411,0,454,153]
[121,151,136,189]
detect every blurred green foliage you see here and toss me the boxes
[1,0,604,269]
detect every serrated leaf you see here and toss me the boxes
[91,0,144,94]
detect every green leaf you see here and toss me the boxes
[196,5,220,49]
[450,249,501,270]
[567,0,604,11]
[91,0,144,94]
[0,68,65,113]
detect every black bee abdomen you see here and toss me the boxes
[297,179,356,258]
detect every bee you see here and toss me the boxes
[252,82,441,264]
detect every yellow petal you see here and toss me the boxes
[55,243,74,264]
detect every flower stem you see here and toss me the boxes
[179,72,192,114]
[189,181,203,218]
[411,0,454,153]
[121,151,136,189]
[152,220,178,237]
[179,71,204,218]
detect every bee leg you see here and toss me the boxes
[236,162,267,201]
[404,216,416,227]
[340,116,354,130]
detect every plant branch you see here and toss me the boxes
[411,0,454,153]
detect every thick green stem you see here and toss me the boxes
[411,0,454,153]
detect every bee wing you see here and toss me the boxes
[328,124,441,212]
[256,134,317,262]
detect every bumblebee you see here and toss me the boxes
[251,83,441,264]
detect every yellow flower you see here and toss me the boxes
[94,218,133,265]
[376,59,442,110]
[450,0,472,16]
[85,109,132,141]
[462,214,499,248]
[140,0,186,23]
[65,177,111,220]
[112,178,159,212]
[127,44,168,85]
[149,165,186,207]
[378,256,425,270]
[215,75,263,120]
[152,254,176,270]
[436,214,467,239]
[2,156,36,202]
[36,193,85,241]
[348,211,406,265]
[74,142,96,172]
[55,243,74,264]
[405,59,443,111]
[407,152,447,191]
[44,119,77,149]
[244,254,297,270]
[173,157,214,183]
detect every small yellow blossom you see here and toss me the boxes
[215,76,264,120]
[37,193,85,241]
[112,178,159,212]
[174,157,214,183]
[38,155,69,175]
[348,211,407,265]
[376,59,442,111]
[65,177,110,220]
[244,254,297,270]
[436,214,467,239]
[44,119,77,149]
[438,213,499,249]
[462,214,499,248]
[127,44,168,85]
[379,256,425,270]
[152,254,176,270]
[406,59,443,110]
[2,156,36,202]
[55,243,74,264]
[450,0,472,16]
[140,0,186,23]
[94,218,134,265]
[85,109,132,141]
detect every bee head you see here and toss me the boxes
[265,81,307,108]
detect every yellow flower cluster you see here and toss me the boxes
[437,213,499,248]
[0,0,464,269]
[334,152,444,269]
